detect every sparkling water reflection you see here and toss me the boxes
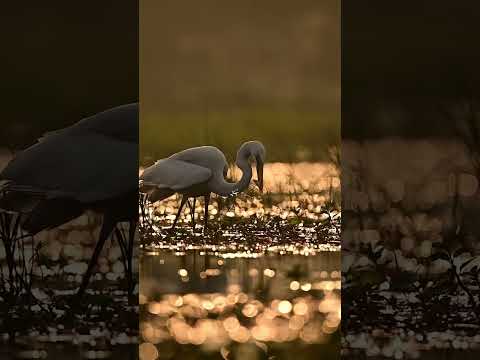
[140,249,340,360]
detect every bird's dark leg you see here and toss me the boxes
[77,215,116,298]
[191,197,196,230]
[172,195,188,230]
[114,221,137,305]
[204,193,210,230]
[114,226,128,269]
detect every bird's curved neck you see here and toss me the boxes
[210,157,251,197]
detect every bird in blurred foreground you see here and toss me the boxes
[140,141,266,230]
[0,103,138,300]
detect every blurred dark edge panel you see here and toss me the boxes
[0,1,138,150]
[342,0,480,139]
[0,0,138,357]
[342,0,480,358]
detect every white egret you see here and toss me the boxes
[140,141,266,229]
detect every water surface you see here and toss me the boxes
[140,249,340,360]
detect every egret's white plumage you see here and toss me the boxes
[142,159,212,193]
[140,141,266,229]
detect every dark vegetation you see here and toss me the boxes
[342,97,480,356]
[139,185,340,251]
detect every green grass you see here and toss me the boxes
[140,107,339,165]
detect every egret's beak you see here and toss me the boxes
[254,157,264,193]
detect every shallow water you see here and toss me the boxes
[0,219,139,360]
[0,342,138,360]
[342,333,480,359]
[0,284,138,360]
[0,161,339,358]
[140,249,340,360]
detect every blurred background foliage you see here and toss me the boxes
[141,109,338,164]
[140,0,340,165]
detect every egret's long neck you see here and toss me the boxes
[210,157,252,197]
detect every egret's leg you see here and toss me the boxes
[77,215,116,298]
[139,193,147,223]
[172,196,188,230]
[204,193,210,230]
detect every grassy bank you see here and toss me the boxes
[140,108,339,165]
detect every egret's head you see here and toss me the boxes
[237,140,266,192]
